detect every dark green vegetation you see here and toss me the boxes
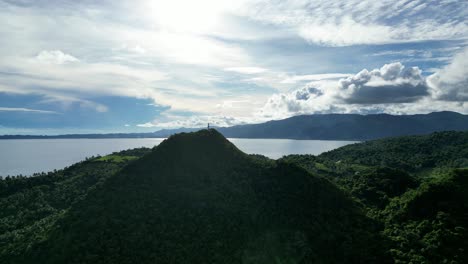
[2,111,468,140]
[283,131,468,263]
[1,130,467,263]
[0,148,150,262]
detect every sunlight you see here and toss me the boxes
[1,1,466,263]
[146,0,239,33]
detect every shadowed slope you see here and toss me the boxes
[24,129,387,264]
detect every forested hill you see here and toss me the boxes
[319,130,468,170]
[2,111,468,140]
[16,129,387,263]
[0,130,467,263]
[282,130,468,263]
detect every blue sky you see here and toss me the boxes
[0,0,467,134]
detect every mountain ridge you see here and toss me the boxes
[1,111,467,140]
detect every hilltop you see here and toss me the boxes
[2,130,387,264]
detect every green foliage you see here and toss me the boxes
[338,167,418,209]
[284,131,468,263]
[22,130,387,264]
[95,155,138,163]
[1,130,467,263]
[319,131,468,171]
[382,169,468,263]
[0,148,150,263]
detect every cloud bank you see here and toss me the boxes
[427,47,468,101]
[338,62,428,104]
[259,47,468,119]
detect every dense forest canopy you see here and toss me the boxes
[0,130,467,263]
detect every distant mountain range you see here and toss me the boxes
[219,111,468,140]
[2,111,468,140]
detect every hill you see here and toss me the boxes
[282,131,468,263]
[0,148,151,262]
[18,129,385,264]
[1,111,467,140]
[1,130,467,263]
[319,130,468,171]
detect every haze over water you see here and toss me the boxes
[0,138,357,176]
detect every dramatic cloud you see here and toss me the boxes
[258,83,336,119]
[338,62,429,104]
[294,86,323,101]
[259,60,468,119]
[427,47,468,101]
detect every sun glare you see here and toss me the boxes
[147,0,238,33]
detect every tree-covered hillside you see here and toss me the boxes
[23,130,387,264]
[0,130,467,263]
[0,148,150,262]
[319,131,468,171]
[282,131,468,263]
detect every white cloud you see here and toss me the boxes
[427,47,468,101]
[258,60,468,119]
[146,0,248,34]
[237,0,468,46]
[259,89,467,119]
[224,67,267,74]
[257,86,336,119]
[0,2,262,116]
[280,73,351,84]
[37,95,109,113]
[36,50,79,64]
[0,107,59,114]
[140,32,251,67]
[1,0,467,132]
[337,62,428,104]
[115,44,146,54]
[298,16,395,46]
[129,45,146,54]
[0,55,168,110]
[137,115,249,129]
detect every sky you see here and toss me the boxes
[0,0,467,134]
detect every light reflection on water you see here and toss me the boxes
[0,138,357,176]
